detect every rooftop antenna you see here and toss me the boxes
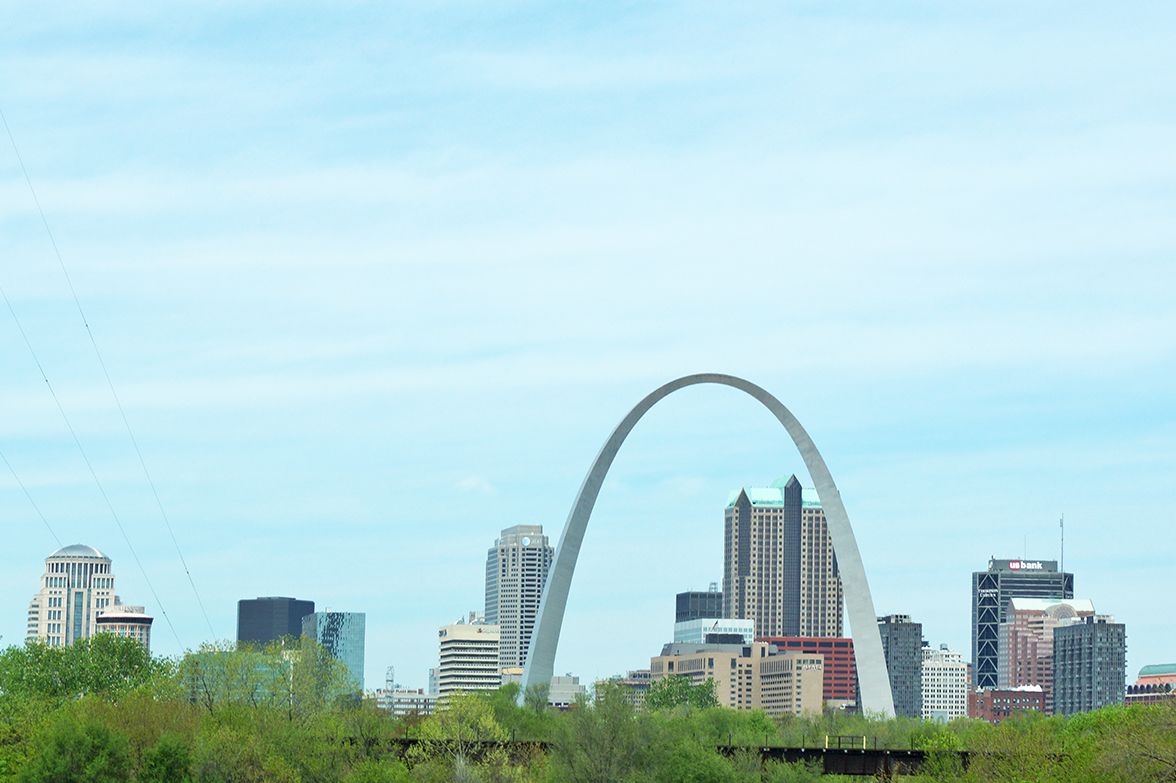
[1060,513,1065,577]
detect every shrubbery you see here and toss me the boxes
[0,636,1172,781]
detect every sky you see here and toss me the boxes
[1,2,1174,692]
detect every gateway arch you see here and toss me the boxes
[519,373,896,717]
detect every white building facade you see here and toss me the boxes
[485,525,553,671]
[27,544,118,647]
[437,614,501,698]
[922,644,969,721]
[94,603,154,652]
[673,618,755,645]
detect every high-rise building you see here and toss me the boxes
[996,597,1094,712]
[877,614,924,718]
[922,644,968,722]
[651,641,824,717]
[237,597,315,646]
[302,611,366,693]
[26,544,118,647]
[724,476,843,639]
[759,636,859,709]
[437,613,501,697]
[1052,615,1126,715]
[972,559,1073,688]
[485,525,553,671]
[676,585,724,622]
[95,601,153,652]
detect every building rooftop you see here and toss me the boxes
[726,476,821,509]
[1139,664,1176,677]
[1007,597,1095,614]
[48,544,107,559]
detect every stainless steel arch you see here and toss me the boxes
[519,373,895,716]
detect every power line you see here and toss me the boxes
[3,105,216,642]
[0,447,63,548]
[0,282,184,648]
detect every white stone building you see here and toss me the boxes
[922,643,969,721]
[437,613,501,698]
[26,544,118,647]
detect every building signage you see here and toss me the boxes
[1008,561,1044,571]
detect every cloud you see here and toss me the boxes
[455,475,496,495]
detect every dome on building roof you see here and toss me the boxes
[48,543,107,559]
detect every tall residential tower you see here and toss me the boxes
[724,476,843,639]
[485,525,553,671]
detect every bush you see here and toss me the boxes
[17,716,132,783]
[140,733,193,783]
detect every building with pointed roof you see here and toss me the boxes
[723,476,843,639]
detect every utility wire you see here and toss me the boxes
[0,282,183,648]
[3,105,216,643]
[0,447,64,547]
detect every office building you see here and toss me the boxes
[674,618,755,645]
[996,597,1094,712]
[26,544,118,647]
[1053,615,1126,715]
[376,687,437,717]
[438,613,501,697]
[238,597,315,646]
[651,641,824,717]
[95,601,153,652]
[485,525,553,671]
[972,558,1073,688]
[548,674,587,708]
[605,669,652,708]
[760,636,858,709]
[302,611,366,693]
[968,686,1045,724]
[922,644,968,722]
[724,476,843,639]
[1125,664,1176,705]
[877,614,923,718]
[676,585,724,622]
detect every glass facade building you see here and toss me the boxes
[675,588,724,623]
[302,611,366,693]
[877,614,924,718]
[972,559,1073,688]
[237,596,315,646]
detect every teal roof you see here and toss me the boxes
[726,476,821,510]
[1139,664,1176,677]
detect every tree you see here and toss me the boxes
[17,716,131,783]
[549,682,648,782]
[646,676,719,711]
[0,636,173,705]
[139,733,193,783]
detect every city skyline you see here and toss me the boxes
[2,3,1174,692]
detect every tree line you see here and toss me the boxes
[0,636,1172,782]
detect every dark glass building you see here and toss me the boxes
[237,596,315,646]
[1053,615,1126,715]
[972,559,1072,688]
[676,586,723,623]
[877,614,923,718]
